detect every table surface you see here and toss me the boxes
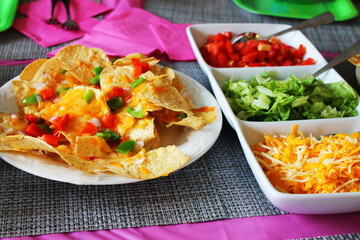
[1,0,360,239]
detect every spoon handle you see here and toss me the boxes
[266,12,334,39]
[313,39,360,78]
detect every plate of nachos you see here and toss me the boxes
[0,45,222,185]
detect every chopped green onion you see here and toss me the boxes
[92,66,103,75]
[116,140,136,154]
[104,129,121,141]
[37,123,51,132]
[95,132,112,139]
[22,94,41,105]
[90,75,100,85]
[59,86,70,93]
[83,90,93,103]
[107,97,123,111]
[177,113,188,119]
[126,104,146,118]
[130,77,145,89]
[60,68,67,74]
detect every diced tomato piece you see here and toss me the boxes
[133,65,142,79]
[81,122,98,135]
[101,114,115,129]
[299,58,315,65]
[233,42,245,53]
[289,48,302,59]
[42,134,60,147]
[131,58,141,65]
[236,60,246,67]
[225,40,233,55]
[25,114,38,123]
[274,54,284,64]
[217,51,229,67]
[224,31,232,39]
[25,123,47,137]
[140,62,150,72]
[267,50,277,59]
[298,44,306,58]
[257,51,267,62]
[279,47,288,58]
[242,52,258,64]
[207,34,215,43]
[214,33,227,42]
[240,46,257,55]
[206,43,220,56]
[271,43,280,51]
[247,40,259,48]
[52,114,69,131]
[229,53,240,61]
[281,60,293,66]
[109,86,125,100]
[39,87,55,101]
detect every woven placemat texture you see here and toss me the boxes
[0,59,358,238]
[0,0,360,237]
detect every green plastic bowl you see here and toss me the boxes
[0,0,19,32]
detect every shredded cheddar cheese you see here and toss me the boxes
[252,125,360,194]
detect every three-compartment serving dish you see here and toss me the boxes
[187,23,360,214]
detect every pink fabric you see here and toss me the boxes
[48,8,196,61]
[12,17,99,48]
[13,0,111,47]
[150,23,195,61]
[3,213,360,239]
[17,0,112,23]
[101,0,145,19]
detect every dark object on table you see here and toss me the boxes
[45,0,79,31]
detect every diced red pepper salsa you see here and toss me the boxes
[199,32,316,68]
[42,134,60,147]
[101,114,116,129]
[51,114,70,131]
[25,123,47,137]
[81,122,98,135]
[39,87,55,100]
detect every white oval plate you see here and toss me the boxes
[0,70,222,185]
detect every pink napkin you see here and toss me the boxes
[12,17,100,48]
[17,0,111,23]
[48,8,196,61]
[150,23,195,61]
[101,0,145,19]
[13,0,112,48]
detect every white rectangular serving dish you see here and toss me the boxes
[187,23,360,214]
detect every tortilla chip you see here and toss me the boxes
[349,54,360,67]
[138,78,192,115]
[11,80,34,114]
[20,59,48,81]
[55,45,111,84]
[0,135,107,173]
[100,65,134,93]
[126,116,161,151]
[75,136,112,157]
[102,145,189,180]
[167,108,216,130]
[113,53,159,67]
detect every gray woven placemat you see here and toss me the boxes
[0,0,359,237]
[0,59,358,238]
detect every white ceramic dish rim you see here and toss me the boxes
[0,69,223,185]
[187,23,360,214]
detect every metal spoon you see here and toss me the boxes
[313,38,360,78]
[231,11,335,44]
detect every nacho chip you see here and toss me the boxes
[0,113,28,136]
[102,145,189,180]
[75,136,112,157]
[167,107,216,130]
[126,116,161,151]
[55,45,111,84]
[100,65,134,94]
[20,59,48,81]
[113,53,159,67]
[11,80,34,114]
[349,53,360,67]
[138,78,192,115]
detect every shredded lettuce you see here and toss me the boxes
[223,73,359,121]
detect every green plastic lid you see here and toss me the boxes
[233,0,358,21]
[0,0,19,32]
